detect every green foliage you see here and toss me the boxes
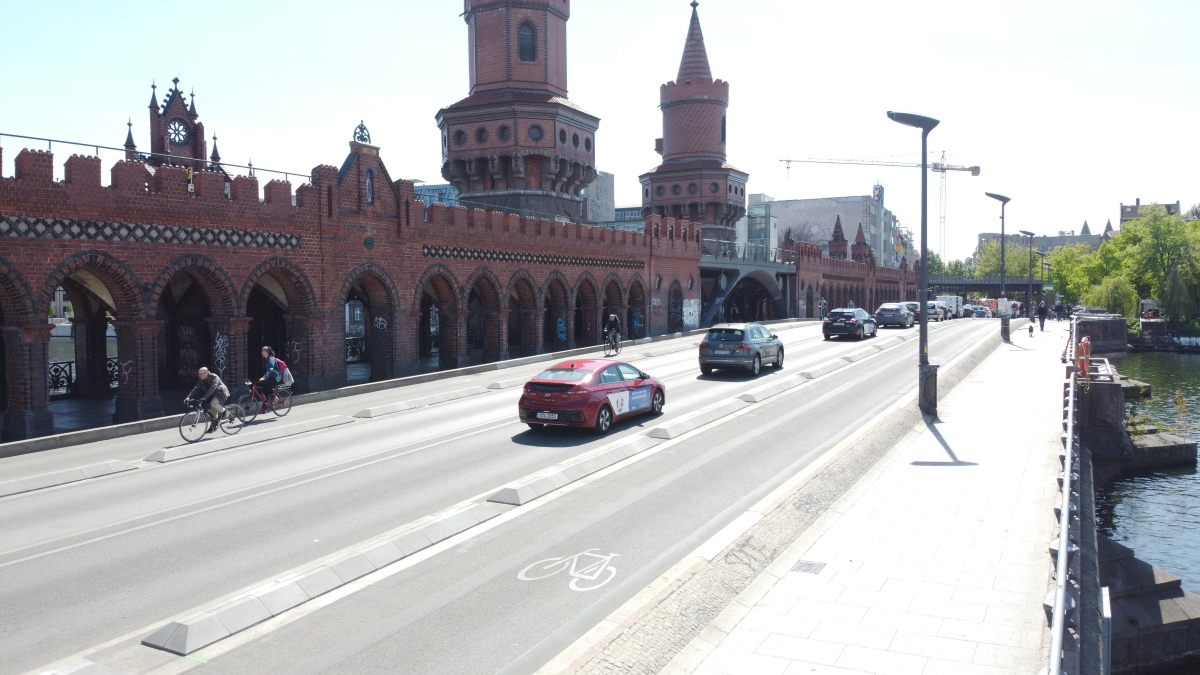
[974,239,1034,278]
[1113,204,1198,299]
[1046,243,1095,302]
[1162,265,1193,326]
[1187,203,1200,220]
[923,250,945,275]
[945,259,969,277]
[1168,389,1194,440]
[1126,316,1143,342]
[1081,275,1139,316]
[1125,397,1155,436]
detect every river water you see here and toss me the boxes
[1095,352,1200,591]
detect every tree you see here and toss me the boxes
[1162,264,1193,326]
[1186,202,1200,220]
[1045,243,1094,302]
[1081,275,1139,316]
[973,239,1033,277]
[945,259,969,277]
[921,250,945,275]
[1114,204,1196,298]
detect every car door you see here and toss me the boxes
[598,365,631,416]
[616,363,652,416]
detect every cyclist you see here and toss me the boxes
[603,313,622,349]
[184,367,230,432]
[257,345,282,401]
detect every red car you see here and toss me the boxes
[519,359,666,434]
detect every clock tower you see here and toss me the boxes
[436,0,600,221]
[144,77,208,170]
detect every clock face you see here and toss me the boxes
[167,118,189,145]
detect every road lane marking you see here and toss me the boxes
[519,549,621,592]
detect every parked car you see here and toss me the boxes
[926,301,948,322]
[519,359,666,434]
[974,306,990,318]
[823,307,878,340]
[903,301,923,322]
[875,302,914,328]
[698,322,784,376]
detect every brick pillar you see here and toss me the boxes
[398,312,421,376]
[369,313,394,381]
[532,309,545,355]
[283,314,317,392]
[566,307,577,350]
[72,316,112,398]
[491,310,510,362]
[113,320,164,424]
[1,324,55,441]
[445,311,469,369]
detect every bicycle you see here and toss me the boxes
[178,398,245,443]
[239,380,293,423]
[603,330,622,357]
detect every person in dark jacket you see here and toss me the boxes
[604,313,622,344]
[258,345,281,397]
[1036,301,1049,331]
[185,367,230,432]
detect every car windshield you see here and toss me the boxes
[706,329,744,341]
[878,304,902,311]
[828,311,855,319]
[532,368,593,381]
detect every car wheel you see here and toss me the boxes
[749,354,761,375]
[593,405,613,435]
[856,327,864,340]
[700,365,713,376]
[823,334,831,340]
[652,389,665,414]
[775,347,785,368]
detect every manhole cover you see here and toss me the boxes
[791,560,826,574]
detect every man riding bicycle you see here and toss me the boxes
[603,313,622,346]
[184,367,230,432]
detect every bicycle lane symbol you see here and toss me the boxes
[517,549,619,592]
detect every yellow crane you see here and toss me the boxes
[779,155,980,264]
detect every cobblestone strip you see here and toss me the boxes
[576,405,923,674]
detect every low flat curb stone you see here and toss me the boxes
[874,336,904,350]
[40,660,126,675]
[799,360,846,379]
[489,435,661,506]
[643,343,698,358]
[144,501,503,655]
[648,399,748,440]
[840,346,880,362]
[737,374,810,403]
[353,386,489,417]
[144,416,354,463]
[487,377,528,390]
[0,460,136,498]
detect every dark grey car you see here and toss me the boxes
[698,322,784,376]
[875,302,914,328]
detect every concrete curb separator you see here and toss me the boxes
[0,460,136,498]
[352,386,489,418]
[38,660,123,675]
[140,502,501,656]
[799,359,846,380]
[489,435,661,506]
[647,399,750,440]
[143,416,355,463]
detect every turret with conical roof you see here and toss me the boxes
[640,1,746,242]
[828,215,848,259]
[1081,220,1091,236]
[123,119,138,160]
[852,222,873,262]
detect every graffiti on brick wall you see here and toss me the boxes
[213,332,228,379]
[373,316,387,330]
[120,359,134,385]
[632,307,645,336]
[177,326,200,378]
[288,340,303,368]
[556,317,568,343]
[683,299,700,329]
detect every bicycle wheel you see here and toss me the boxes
[271,388,292,416]
[178,410,209,443]
[603,339,615,357]
[219,404,245,435]
[239,394,261,423]
[517,557,570,580]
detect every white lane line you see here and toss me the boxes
[691,512,763,561]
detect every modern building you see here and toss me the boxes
[436,0,600,221]
[582,171,615,222]
[977,220,1115,254]
[639,1,747,243]
[613,206,643,223]
[413,184,459,208]
[1120,199,1182,224]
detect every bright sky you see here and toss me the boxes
[2,0,1197,261]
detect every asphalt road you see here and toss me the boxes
[0,318,998,675]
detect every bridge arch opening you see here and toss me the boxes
[155,272,213,393]
[417,272,459,370]
[343,271,395,385]
[507,274,538,357]
[466,271,504,364]
[627,279,647,339]
[543,276,570,352]
[574,277,598,347]
[723,277,780,323]
[601,278,624,339]
[667,280,684,333]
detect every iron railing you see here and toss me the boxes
[1048,317,1080,675]
[345,337,367,363]
[700,239,797,265]
[106,357,119,388]
[47,357,120,394]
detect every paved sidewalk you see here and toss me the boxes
[687,327,1066,675]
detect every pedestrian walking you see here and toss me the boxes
[1054,301,1063,321]
[1036,301,1048,331]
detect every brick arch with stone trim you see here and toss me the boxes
[462,266,507,363]
[0,255,49,440]
[337,261,401,384]
[239,257,320,390]
[147,254,240,389]
[412,264,466,370]
[600,273,626,340]
[506,269,541,357]
[626,274,649,339]
[573,271,601,347]
[542,271,573,351]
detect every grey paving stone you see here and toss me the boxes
[21,472,58,491]
[360,540,405,568]
[252,580,310,615]
[0,479,28,497]
[327,552,376,583]
[212,596,271,634]
[294,566,344,599]
[389,529,435,556]
[416,517,457,544]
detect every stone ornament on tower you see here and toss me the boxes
[354,121,371,144]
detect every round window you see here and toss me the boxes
[656,186,665,197]
[559,128,568,144]
[528,125,544,141]
[475,127,489,143]
[498,125,510,142]
[454,129,467,146]
[572,132,580,149]
[585,137,592,152]
[672,184,682,196]
[688,183,699,195]
[709,182,720,193]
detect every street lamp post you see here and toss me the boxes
[985,192,1011,336]
[1036,249,1047,306]
[1020,230,1035,316]
[888,111,940,416]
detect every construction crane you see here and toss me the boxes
[779,155,980,263]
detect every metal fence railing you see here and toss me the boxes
[700,239,797,265]
[1048,317,1079,675]
[46,357,120,395]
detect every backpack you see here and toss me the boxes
[275,357,295,386]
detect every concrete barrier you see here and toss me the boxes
[144,416,354,463]
[142,502,500,655]
[799,360,846,380]
[0,460,136,498]
[647,399,749,440]
[39,659,123,674]
[737,375,810,404]
[487,377,529,390]
[489,435,661,506]
[352,387,489,418]
[840,346,881,363]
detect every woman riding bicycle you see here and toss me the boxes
[256,345,282,399]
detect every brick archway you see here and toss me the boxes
[339,262,400,383]
[463,266,506,363]
[0,255,45,441]
[148,254,238,390]
[507,269,540,357]
[543,271,572,351]
[574,273,600,347]
[240,257,319,389]
[413,264,464,370]
[627,275,648,339]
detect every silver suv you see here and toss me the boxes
[698,322,784,376]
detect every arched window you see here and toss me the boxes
[366,169,375,205]
[518,23,537,62]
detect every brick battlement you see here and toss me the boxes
[661,78,729,104]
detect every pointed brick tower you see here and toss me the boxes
[851,222,873,262]
[640,1,747,242]
[436,0,599,221]
[829,215,848,259]
[146,78,207,170]
[1081,220,1091,236]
